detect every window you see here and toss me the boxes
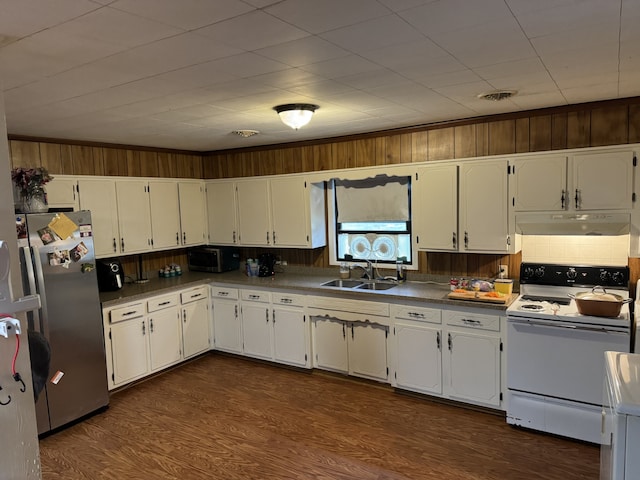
[333,175,411,264]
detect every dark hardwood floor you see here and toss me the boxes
[39,354,599,479]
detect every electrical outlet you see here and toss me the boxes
[499,264,508,279]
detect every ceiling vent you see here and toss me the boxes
[477,90,517,101]
[231,130,260,138]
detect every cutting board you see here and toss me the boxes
[447,291,510,304]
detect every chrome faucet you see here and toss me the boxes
[353,260,375,280]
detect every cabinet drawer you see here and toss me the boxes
[443,310,501,332]
[148,293,178,312]
[241,289,271,303]
[181,285,209,304]
[109,303,145,323]
[391,304,441,324]
[272,292,305,307]
[210,286,238,300]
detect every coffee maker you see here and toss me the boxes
[257,253,276,277]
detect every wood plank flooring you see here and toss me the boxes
[39,354,599,479]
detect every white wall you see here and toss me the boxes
[0,86,42,477]
[521,234,629,266]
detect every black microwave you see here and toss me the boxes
[187,246,240,273]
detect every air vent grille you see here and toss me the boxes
[477,90,517,101]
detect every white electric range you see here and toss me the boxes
[506,263,633,444]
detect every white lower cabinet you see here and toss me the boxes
[147,294,182,371]
[391,304,442,395]
[272,293,310,368]
[390,304,504,409]
[241,290,273,361]
[108,304,149,388]
[442,309,503,408]
[211,286,242,354]
[180,285,210,358]
[309,296,390,382]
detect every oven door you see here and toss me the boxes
[507,318,629,405]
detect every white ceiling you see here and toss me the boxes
[1,0,639,152]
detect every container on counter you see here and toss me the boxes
[339,262,350,279]
[494,278,513,295]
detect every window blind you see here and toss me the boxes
[334,175,410,223]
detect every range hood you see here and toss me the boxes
[515,213,631,236]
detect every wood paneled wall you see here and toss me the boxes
[8,97,640,282]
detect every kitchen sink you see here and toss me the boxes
[355,282,397,291]
[320,279,364,288]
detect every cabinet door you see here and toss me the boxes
[272,306,309,367]
[78,178,120,258]
[182,299,210,358]
[109,319,149,386]
[415,165,458,251]
[459,160,509,252]
[270,177,308,247]
[511,156,567,211]
[212,299,242,353]
[236,179,271,246]
[115,180,152,254]
[178,182,206,246]
[348,322,388,381]
[148,307,182,371]
[149,180,181,250]
[241,303,273,360]
[572,151,634,210]
[444,329,501,407]
[312,317,348,373]
[46,175,79,211]
[394,322,442,395]
[206,181,238,245]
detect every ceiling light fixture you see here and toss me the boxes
[273,103,319,130]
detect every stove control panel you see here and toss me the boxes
[520,263,629,288]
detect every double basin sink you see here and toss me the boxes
[320,278,397,291]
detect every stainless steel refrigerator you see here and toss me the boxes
[17,210,109,435]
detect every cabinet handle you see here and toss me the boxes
[272,309,276,324]
[112,238,117,252]
[121,238,125,251]
[436,331,441,350]
[190,293,203,299]
[142,321,146,336]
[218,291,229,296]
[342,323,346,339]
[561,189,566,209]
[280,298,293,304]
[183,310,187,323]
[447,333,452,351]
[122,310,138,317]
[408,312,425,319]
[266,231,270,244]
[452,232,457,249]
[266,308,269,323]
[232,231,236,243]
[351,324,354,340]
[183,232,187,244]
[249,294,260,300]
[462,318,481,326]
[234,305,238,318]
[273,231,276,244]
[150,319,154,333]
[575,189,580,209]
[464,231,469,249]
[158,301,171,306]
[176,232,179,245]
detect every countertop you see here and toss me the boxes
[100,269,516,312]
[606,351,640,416]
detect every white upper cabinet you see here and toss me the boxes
[115,179,153,255]
[77,178,120,258]
[206,180,238,245]
[45,175,79,211]
[572,151,634,211]
[414,164,458,251]
[511,150,634,212]
[510,155,567,211]
[178,181,206,247]
[459,159,510,252]
[416,159,510,253]
[270,177,326,248]
[148,180,181,250]
[236,178,271,246]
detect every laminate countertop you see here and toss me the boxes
[100,269,516,312]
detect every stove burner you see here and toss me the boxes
[520,295,571,306]
[520,304,546,312]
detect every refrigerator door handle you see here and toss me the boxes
[22,246,43,334]
[31,246,50,338]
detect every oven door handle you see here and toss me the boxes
[507,318,628,334]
